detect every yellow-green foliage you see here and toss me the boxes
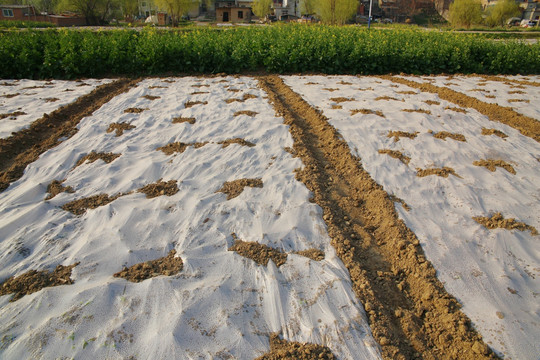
[485,0,521,27]
[252,0,273,18]
[449,0,483,29]
[316,0,357,25]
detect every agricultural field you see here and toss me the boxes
[0,74,538,360]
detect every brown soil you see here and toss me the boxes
[148,85,167,89]
[1,93,20,98]
[481,128,507,139]
[402,109,432,115]
[191,91,209,95]
[378,149,411,165]
[432,131,466,142]
[191,84,210,88]
[185,101,208,108]
[471,89,489,93]
[331,105,342,109]
[397,91,417,95]
[508,90,525,95]
[255,333,336,360]
[75,151,121,168]
[172,117,196,125]
[234,110,258,117]
[338,81,352,85]
[124,107,148,113]
[375,96,403,102]
[305,82,318,85]
[508,99,529,103]
[384,76,540,142]
[156,142,207,155]
[107,122,135,136]
[227,88,241,92]
[137,179,179,198]
[228,234,287,267]
[387,131,418,142]
[113,250,183,282]
[0,111,26,120]
[0,79,138,193]
[473,159,516,174]
[0,81,17,86]
[141,95,160,100]
[44,97,59,103]
[258,75,495,360]
[388,195,410,212]
[445,106,467,113]
[294,249,325,261]
[485,95,496,99]
[217,178,263,200]
[423,100,440,105]
[323,88,339,92]
[416,167,461,178]
[330,97,354,103]
[218,138,255,148]
[473,213,538,236]
[351,109,385,118]
[0,263,79,302]
[62,193,122,215]
[225,93,258,103]
[45,179,74,200]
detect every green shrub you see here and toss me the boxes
[0,25,538,79]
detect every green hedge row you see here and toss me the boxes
[1,25,539,79]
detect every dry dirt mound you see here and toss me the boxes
[445,106,467,114]
[141,95,160,100]
[387,131,418,142]
[218,138,255,148]
[225,93,258,103]
[113,250,183,282]
[473,213,538,236]
[172,117,196,125]
[375,96,403,102]
[217,178,263,200]
[157,142,207,155]
[44,97,59,103]
[0,79,139,193]
[432,131,466,142]
[329,97,354,103]
[137,179,179,198]
[75,151,121,168]
[473,159,516,174]
[185,101,207,108]
[378,149,411,165]
[481,127,507,139]
[228,235,287,267]
[0,93,19,99]
[124,107,148,113]
[0,111,26,120]
[424,100,440,105]
[107,122,135,136]
[255,333,336,360]
[234,110,258,117]
[45,179,74,200]
[294,249,325,261]
[0,262,79,302]
[402,108,432,115]
[351,109,385,118]
[416,166,461,178]
[62,193,122,215]
[388,194,411,211]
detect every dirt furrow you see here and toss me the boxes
[383,76,540,143]
[258,75,497,360]
[0,78,139,192]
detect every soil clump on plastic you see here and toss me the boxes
[217,178,263,200]
[113,250,183,282]
[228,234,287,267]
[45,179,75,200]
[0,262,79,302]
[473,213,537,236]
[473,159,516,174]
[107,122,135,136]
[255,333,336,360]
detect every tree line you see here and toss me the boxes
[449,0,522,28]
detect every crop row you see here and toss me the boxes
[1,25,539,78]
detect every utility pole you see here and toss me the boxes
[367,0,373,29]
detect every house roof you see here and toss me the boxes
[0,4,34,8]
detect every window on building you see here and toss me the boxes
[2,9,14,17]
[238,10,243,18]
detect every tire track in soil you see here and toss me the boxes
[0,78,140,193]
[383,76,540,143]
[258,75,497,360]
